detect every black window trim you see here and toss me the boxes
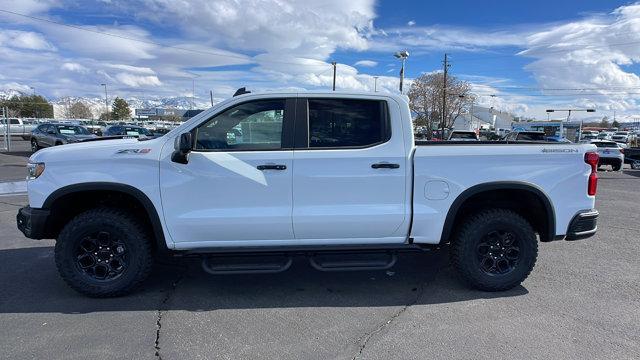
[295,97,392,150]
[190,97,296,153]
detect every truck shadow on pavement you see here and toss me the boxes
[0,245,528,314]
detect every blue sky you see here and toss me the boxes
[1,0,640,120]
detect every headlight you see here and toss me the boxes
[27,162,45,180]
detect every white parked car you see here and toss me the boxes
[611,131,630,144]
[17,91,599,297]
[597,132,613,140]
[591,140,624,171]
[581,130,599,141]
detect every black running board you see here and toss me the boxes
[200,251,403,275]
[309,252,397,272]
[201,254,293,275]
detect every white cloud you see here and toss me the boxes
[517,3,640,114]
[106,64,156,75]
[0,0,59,15]
[368,25,529,52]
[354,60,378,67]
[61,62,89,73]
[134,0,375,59]
[114,73,162,87]
[0,30,55,51]
[40,23,157,61]
[407,20,416,26]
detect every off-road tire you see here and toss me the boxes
[450,208,538,291]
[55,208,153,297]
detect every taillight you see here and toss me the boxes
[585,152,599,196]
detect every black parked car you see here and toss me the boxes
[31,123,97,151]
[103,125,154,137]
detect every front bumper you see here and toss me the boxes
[16,206,51,240]
[565,210,598,241]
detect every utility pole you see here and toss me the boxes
[210,90,214,107]
[441,53,450,140]
[331,62,337,91]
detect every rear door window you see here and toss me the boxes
[307,99,389,148]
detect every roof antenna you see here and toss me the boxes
[233,87,251,97]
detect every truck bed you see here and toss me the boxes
[409,142,596,244]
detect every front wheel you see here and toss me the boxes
[55,208,153,297]
[30,139,40,152]
[450,208,538,291]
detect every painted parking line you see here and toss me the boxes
[0,181,27,195]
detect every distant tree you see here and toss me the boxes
[0,94,53,118]
[111,97,131,120]
[408,72,474,139]
[599,116,610,128]
[611,119,620,129]
[98,112,113,121]
[68,101,93,119]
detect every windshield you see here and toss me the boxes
[56,125,90,135]
[123,127,152,136]
[451,132,477,139]
[614,132,628,135]
[594,142,619,148]
[517,132,545,141]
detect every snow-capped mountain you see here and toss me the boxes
[0,90,212,119]
[51,96,211,119]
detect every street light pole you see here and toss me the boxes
[331,62,337,91]
[373,76,379,92]
[394,50,409,93]
[100,83,109,121]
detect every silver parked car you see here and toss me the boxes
[30,123,97,151]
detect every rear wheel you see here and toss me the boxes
[612,162,622,171]
[55,208,153,297]
[450,208,538,291]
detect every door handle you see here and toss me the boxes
[257,164,287,171]
[371,162,400,169]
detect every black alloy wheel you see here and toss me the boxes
[74,231,128,281]
[476,230,520,275]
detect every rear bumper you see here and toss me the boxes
[565,209,598,241]
[598,157,622,166]
[16,206,51,240]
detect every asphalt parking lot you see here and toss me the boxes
[1,140,639,360]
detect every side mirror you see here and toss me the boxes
[171,132,192,164]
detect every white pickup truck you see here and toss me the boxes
[17,91,600,297]
[0,118,37,140]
